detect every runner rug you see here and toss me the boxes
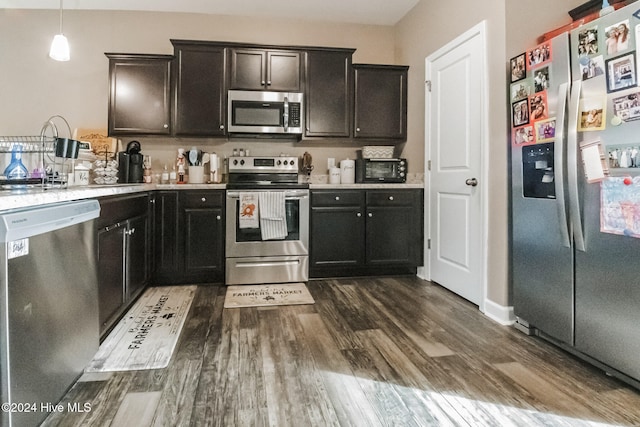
[224,282,315,308]
[85,285,196,372]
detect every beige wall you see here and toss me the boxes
[0,9,397,174]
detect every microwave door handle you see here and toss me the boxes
[283,96,289,132]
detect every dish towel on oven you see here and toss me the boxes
[239,192,259,228]
[259,191,288,240]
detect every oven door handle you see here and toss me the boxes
[226,191,309,200]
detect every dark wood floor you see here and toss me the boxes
[44,277,640,426]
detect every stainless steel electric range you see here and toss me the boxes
[225,156,309,285]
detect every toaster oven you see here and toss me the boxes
[356,158,407,183]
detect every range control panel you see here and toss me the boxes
[228,156,298,173]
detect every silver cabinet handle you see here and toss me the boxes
[356,127,361,132]
[163,124,169,129]
[335,196,340,201]
[219,124,225,130]
[389,196,394,201]
[216,215,221,220]
[357,212,362,217]
[465,178,478,187]
[201,197,206,202]
[368,212,373,218]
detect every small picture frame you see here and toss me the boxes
[612,91,640,122]
[533,66,550,93]
[604,20,630,56]
[511,81,532,102]
[512,124,535,145]
[578,26,599,55]
[510,53,527,83]
[578,97,607,131]
[512,98,530,127]
[606,52,637,93]
[529,92,548,121]
[534,118,556,142]
[580,55,605,81]
[527,42,552,69]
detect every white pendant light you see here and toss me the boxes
[49,0,70,61]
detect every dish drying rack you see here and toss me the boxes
[0,115,78,190]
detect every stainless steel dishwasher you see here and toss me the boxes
[0,199,100,427]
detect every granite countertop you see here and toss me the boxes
[0,180,423,212]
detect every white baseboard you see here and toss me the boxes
[483,299,515,325]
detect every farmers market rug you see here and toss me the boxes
[85,285,196,372]
[224,283,315,308]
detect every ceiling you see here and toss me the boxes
[3,0,421,25]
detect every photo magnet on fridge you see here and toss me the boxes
[534,118,556,142]
[510,53,527,83]
[511,81,532,102]
[527,42,552,69]
[512,98,530,127]
[605,52,637,93]
[512,124,535,145]
[578,97,607,131]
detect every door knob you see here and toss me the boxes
[465,178,478,187]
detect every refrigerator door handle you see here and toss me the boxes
[555,82,571,248]
[567,79,586,252]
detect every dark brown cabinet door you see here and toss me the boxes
[305,49,354,137]
[181,191,224,281]
[353,64,409,140]
[97,223,125,332]
[106,53,173,135]
[126,213,150,300]
[310,191,365,275]
[153,191,181,284]
[365,190,423,266]
[230,49,301,91]
[173,43,227,136]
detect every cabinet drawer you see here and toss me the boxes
[312,190,364,207]
[366,190,417,206]
[98,193,150,228]
[180,191,224,208]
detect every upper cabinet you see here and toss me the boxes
[230,48,302,92]
[353,64,409,141]
[172,41,227,137]
[304,48,354,138]
[106,53,173,136]
[105,43,408,142]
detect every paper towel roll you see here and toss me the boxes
[209,153,220,183]
[340,159,355,184]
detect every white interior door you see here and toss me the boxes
[425,22,487,307]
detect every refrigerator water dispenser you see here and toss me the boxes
[522,143,555,199]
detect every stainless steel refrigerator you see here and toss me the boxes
[510,2,640,389]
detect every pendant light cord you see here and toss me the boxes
[59,0,64,34]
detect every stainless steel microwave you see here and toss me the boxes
[356,158,407,183]
[227,90,304,135]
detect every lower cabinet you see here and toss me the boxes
[310,189,423,277]
[97,193,151,337]
[153,190,225,284]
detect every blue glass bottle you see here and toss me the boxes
[3,144,29,180]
